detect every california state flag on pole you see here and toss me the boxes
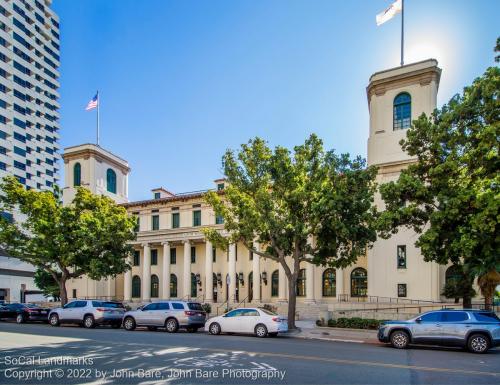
[376,0,402,26]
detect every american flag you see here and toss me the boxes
[85,93,98,111]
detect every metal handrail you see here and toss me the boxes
[236,294,250,309]
[333,304,457,314]
[216,299,229,316]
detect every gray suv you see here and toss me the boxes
[378,309,500,353]
[123,301,206,333]
[48,300,125,329]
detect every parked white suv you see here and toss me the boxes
[48,300,125,328]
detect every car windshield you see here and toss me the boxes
[259,308,278,316]
[187,303,203,311]
[474,312,500,322]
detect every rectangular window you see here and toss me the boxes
[397,245,407,269]
[72,289,77,299]
[170,248,177,264]
[215,215,224,224]
[212,247,216,263]
[397,284,407,298]
[154,192,160,199]
[217,183,225,190]
[14,160,25,170]
[193,210,201,227]
[249,249,253,261]
[191,246,196,263]
[235,244,238,261]
[172,212,180,228]
[152,215,159,231]
[133,250,140,266]
[14,146,27,157]
[151,249,158,265]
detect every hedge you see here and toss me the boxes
[318,317,381,330]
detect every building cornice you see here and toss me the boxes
[63,145,131,174]
[366,60,441,106]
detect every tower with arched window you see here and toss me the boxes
[62,144,130,205]
[62,143,130,300]
[366,59,443,301]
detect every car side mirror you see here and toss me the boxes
[415,318,422,323]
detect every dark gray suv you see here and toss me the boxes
[378,309,500,353]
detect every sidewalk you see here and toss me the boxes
[284,320,380,344]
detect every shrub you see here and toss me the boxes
[316,318,325,327]
[326,317,381,330]
[262,304,278,313]
[201,303,212,314]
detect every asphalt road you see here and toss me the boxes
[0,322,499,385]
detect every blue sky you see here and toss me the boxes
[52,0,499,201]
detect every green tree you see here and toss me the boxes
[441,264,476,304]
[34,268,60,300]
[203,134,378,329]
[378,63,500,309]
[0,176,137,305]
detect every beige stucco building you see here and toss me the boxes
[65,59,462,307]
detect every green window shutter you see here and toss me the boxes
[191,246,196,263]
[172,213,180,228]
[152,215,159,230]
[151,249,158,265]
[193,210,201,227]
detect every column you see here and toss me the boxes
[123,253,132,302]
[205,240,213,303]
[305,263,315,303]
[336,268,344,300]
[252,243,261,303]
[183,240,191,299]
[161,241,170,300]
[278,263,287,302]
[228,243,236,303]
[142,243,151,302]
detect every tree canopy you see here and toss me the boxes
[0,177,137,304]
[204,134,378,328]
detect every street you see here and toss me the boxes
[0,322,498,384]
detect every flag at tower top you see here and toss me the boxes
[85,93,98,111]
[376,0,402,26]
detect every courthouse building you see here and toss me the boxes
[66,59,459,305]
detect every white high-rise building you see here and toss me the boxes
[0,0,60,303]
[0,0,60,191]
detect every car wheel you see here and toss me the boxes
[390,330,410,349]
[209,322,221,335]
[83,315,95,329]
[269,332,278,337]
[16,314,26,324]
[255,324,268,338]
[147,326,158,331]
[49,313,59,327]
[111,323,121,329]
[123,317,136,331]
[468,334,490,354]
[165,318,179,333]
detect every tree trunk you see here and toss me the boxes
[454,297,459,304]
[462,290,472,309]
[287,276,297,330]
[59,277,68,306]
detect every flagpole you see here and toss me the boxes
[400,0,404,66]
[96,90,100,146]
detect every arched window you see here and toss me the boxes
[73,163,81,187]
[271,270,279,297]
[393,92,411,130]
[132,275,141,298]
[445,265,462,286]
[351,268,367,297]
[322,269,336,297]
[106,168,117,194]
[296,268,306,297]
[170,274,177,298]
[191,273,197,298]
[151,274,159,298]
